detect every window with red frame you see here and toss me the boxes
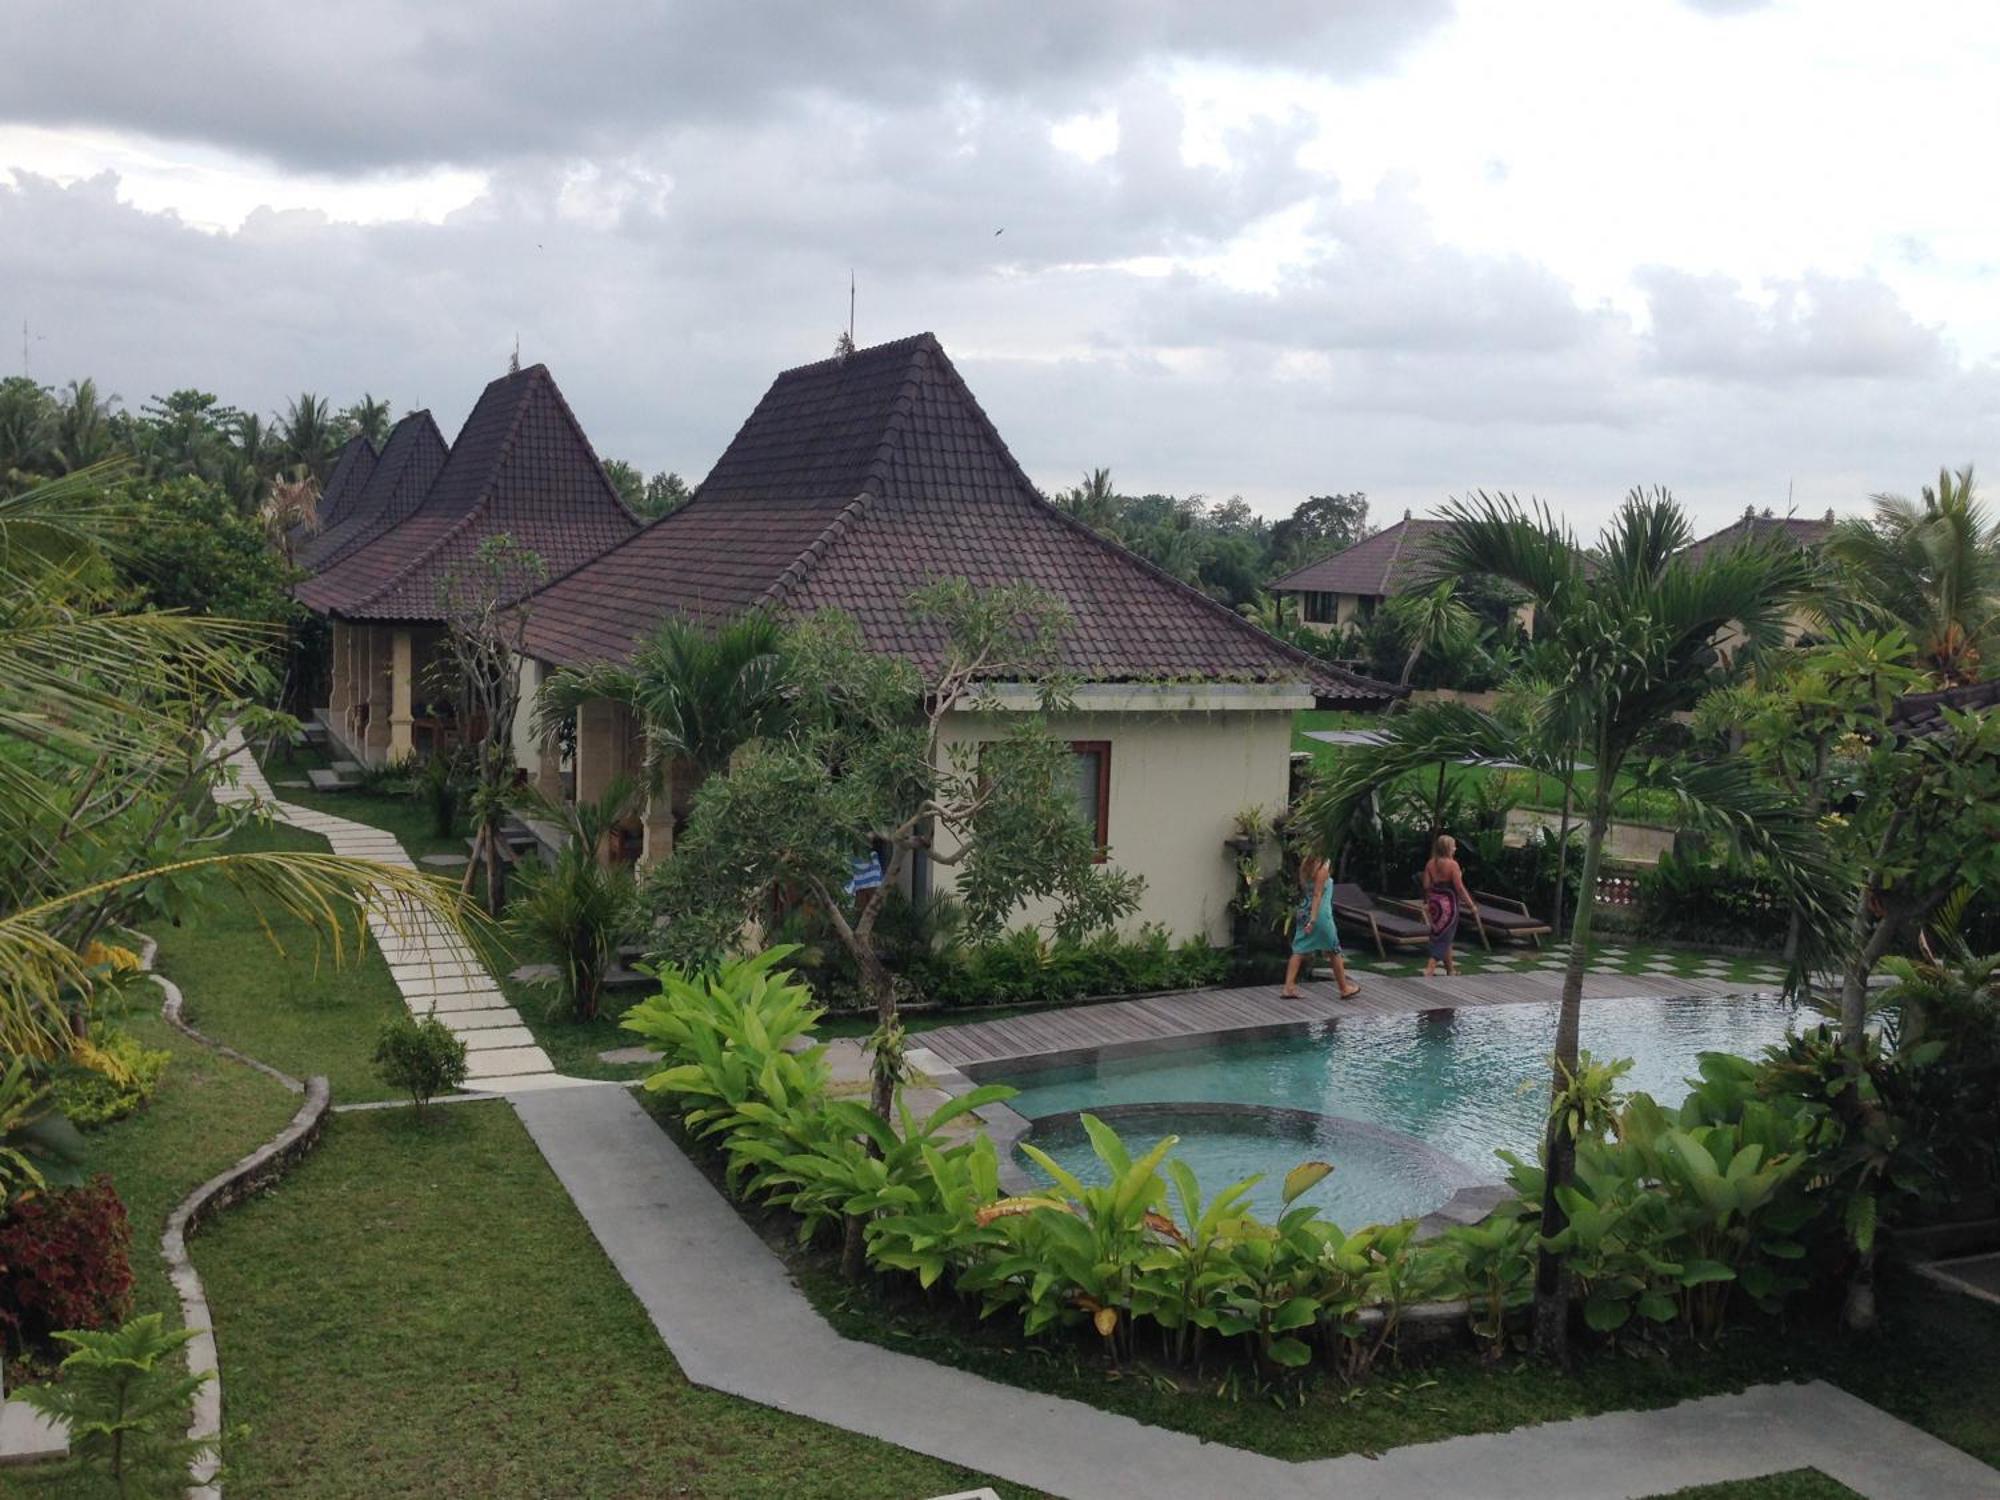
[1070,741,1110,860]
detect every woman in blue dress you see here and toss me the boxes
[1280,853,1360,1000]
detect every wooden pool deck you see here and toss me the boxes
[921,969,1771,1075]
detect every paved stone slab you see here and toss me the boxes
[468,1072,611,1094]
[420,852,472,869]
[411,991,515,1015]
[305,769,353,792]
[442,1008,528,1032]
[0,1398,68,1465]
[464,1045,555,1078]
[458,1025,537,1052]
[598,1045,664,1065]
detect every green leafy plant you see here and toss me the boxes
[18,1312,216,1497]
[371,1012,468,1115]
[0,1058,85,1205]
[507,779,642,1022]
[51,1024,172,1127]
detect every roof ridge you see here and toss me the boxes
[309,409,444,574]
[523,364,641,526]
[344,500,495,615]
[1378,518,1413,594]
[759,490,880,612]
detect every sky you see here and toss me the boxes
[2,0,1995,536]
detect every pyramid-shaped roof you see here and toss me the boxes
[519,333,1397,704]
[1681,511,1837,570]
[298,412,448,576]
[298,366,638,620]
[310,434,376,528]
[1269,516,1462,598]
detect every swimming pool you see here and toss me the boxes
[991,994,1799,1224]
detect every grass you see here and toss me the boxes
[153,822,412,1102]
[1652,1473,1862,1499]
[3,1010,297,1395]
[255,740,471,865]
[191,1101,1035,1499]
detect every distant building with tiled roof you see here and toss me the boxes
[1268,514,1457,632]
[1886,677,2000,739]
[1681,508,1838,570]
[511,332,1399,943]
[297,412,447,575]
[301,365,638,763]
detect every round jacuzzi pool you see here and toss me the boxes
[1014,1101,1489,1227]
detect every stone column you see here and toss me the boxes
[362,626,393,764]
[638,762,674,867]
[328,619,351,726]
[389,628,415,763]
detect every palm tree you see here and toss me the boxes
[536,611,790,830]
[1056,468,1121,535]
[54,380,119,473]
[340,394,394,448]
[0,470,470,1062]
[258,473,321,570]
[1825,466,2000,684]
[1385,578,1479,691]
[1237,589,1300,637]
[276,392,336,483]
[1306,487,1841,1365]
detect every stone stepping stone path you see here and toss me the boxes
[305,767,353,792]
[214,731,582,1095]
[420,852,471,869]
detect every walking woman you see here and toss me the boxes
[1421,833,1474,977]
[1281,853,1360,1000]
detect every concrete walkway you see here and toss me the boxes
[217,737,2000,1500]
[216,733,590,1095]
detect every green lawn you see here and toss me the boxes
[3,1011,297,1395]
[256,740,473,865]
[1654,1473,1862,1499]
[192,1101,1033,1499]
[154,822,411,1102]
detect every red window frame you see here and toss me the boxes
[1071,740,1111,861]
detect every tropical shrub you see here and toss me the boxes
[0,1175,135,1354]
[1635,853,1789,948]
[371,1013,468,1115]
[0,1060,85,1207]
[51,1025,173,1127]
[905,926,1229,1010]
[17,1313,216,1495]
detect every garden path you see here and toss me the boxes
[211,739,2000,1500]
[215,731,590,1095]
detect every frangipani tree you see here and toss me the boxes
[1304,487,1843,1364]
[646,580,1143,1122]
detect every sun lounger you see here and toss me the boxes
[1331,883,1432,958]
[1470,890,1553,948]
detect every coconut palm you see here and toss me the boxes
[340,394,394,448]
[276,392,337,483]
[1056,467,1121,535]
[1304,487,1842,1364]
[536,611,790,827]
[0,469,471,1061]
[54,380,119,473]
[1825,466,2000,684]
[1384,578,1479,692]
[258,473,321,570]
[1236,589,1300,636]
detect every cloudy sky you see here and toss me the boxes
[3,0,1995,533]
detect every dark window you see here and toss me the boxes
[1301,590,1335,624]
[1071,741,1111,859]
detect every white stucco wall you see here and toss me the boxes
[509,655,546,779]
[930,698,1301,945]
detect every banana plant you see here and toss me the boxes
[1435,1212,1536,1356]
[1132,1158,1261,1369]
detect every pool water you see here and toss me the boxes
[995,994,1799,1225]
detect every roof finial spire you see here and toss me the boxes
[509,335,520,375]
[835,272,856,364]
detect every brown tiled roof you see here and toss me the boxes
[1886,677,2000,739]
[309,435,376,530]
[1681,513,1837,569]
[298,367,638,620]
[297,412,447,575]
[1269,518,1457,598]
[519,333,1398,705]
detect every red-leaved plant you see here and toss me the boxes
[0,1175,134,1353]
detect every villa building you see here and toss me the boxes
[510,333,1399,944]
[1685,507,1840,650]
[1268,514,1460,633]
[299,365,638,764]
[298,411,448,576]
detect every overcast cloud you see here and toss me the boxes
[2,0,1996,535]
